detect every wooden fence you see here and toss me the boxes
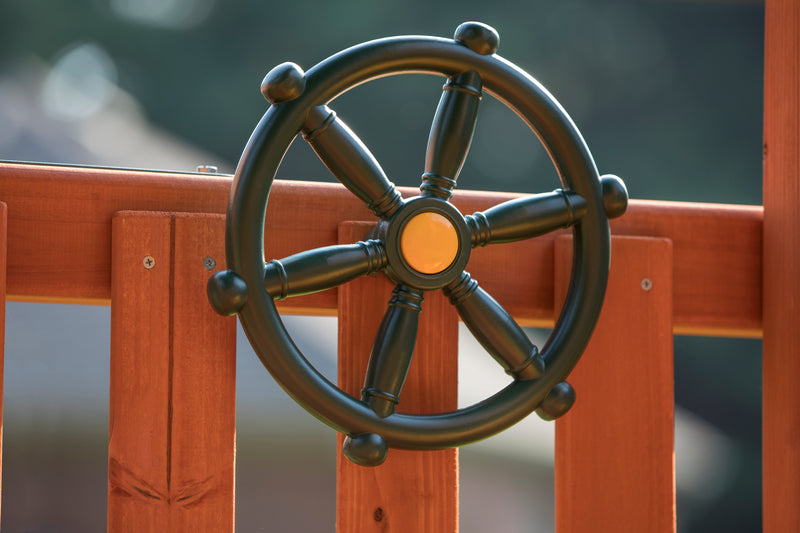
[0,0,797,530]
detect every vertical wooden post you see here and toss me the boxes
[108,212,236,532]
[763,1,800,530]
[336,222,459,533]
[0,202,6,524]
[554,236,675,532]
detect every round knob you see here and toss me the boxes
[207,269,247,316]
[601,174,628,219]
[536,381,576,421]
[261,62,306,104]
[342,433,388,467]
[454,22,499,55]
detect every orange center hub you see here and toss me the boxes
[399,212,459,274]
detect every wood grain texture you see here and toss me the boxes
[0,202,6,523]
[554,236,675,533]
[0,162,761,337]
[763,1,800,530]
[336,222,459,533]
[109,212,235,532]
[611,201,761,337]
[109,213,172,530]
[170,214,236,530]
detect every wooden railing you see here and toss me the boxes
[1,0,797,530]
[0,163,762,531]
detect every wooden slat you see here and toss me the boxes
[109,213,172,529]
[0,202,6,523]
[170,214,236,530]
[336,222,458,533]
[554,236,675,532]
[0,162,761,337]
[108,212,236,532]
[763,0,800,530]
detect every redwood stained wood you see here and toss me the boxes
[611,201,760,337]
[108,212,235,532]
[336,222,458,533]
[109,213,172,529]
[763,1,800,530]
[170,214,236,530]
[554,236,676,533]
[1,162,761,337]
[0,202,6,521]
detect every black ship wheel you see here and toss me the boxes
[208,22,628,466]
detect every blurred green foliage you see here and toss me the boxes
[1,0,763,203]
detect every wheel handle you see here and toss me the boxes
[208,22,628,466]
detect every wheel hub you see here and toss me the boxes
[380,196,472,290]
[399,211,458,275]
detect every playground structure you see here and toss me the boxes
[0,2,797,531]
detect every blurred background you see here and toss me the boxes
[0,0,763,531]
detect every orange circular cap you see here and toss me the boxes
[399,212,459,274]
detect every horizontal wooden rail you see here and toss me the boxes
[0,161,761,337]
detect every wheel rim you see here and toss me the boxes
[223,34,611,450]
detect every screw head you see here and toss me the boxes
[641,278,653,291]
[204,257,216,270]
[143,255,155,269]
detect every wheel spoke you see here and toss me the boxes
[444,272,544,380]
[465,189,587,247]
[264,240,387,299]
[420,70,483,200]
[303,105,403,220]
[361,285,424,418]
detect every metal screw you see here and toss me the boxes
[204,257,216,270]
[641,278,653,291]
[196,165,218,173]
[143,255,156,269]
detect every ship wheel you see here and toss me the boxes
[208,22,628,466]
